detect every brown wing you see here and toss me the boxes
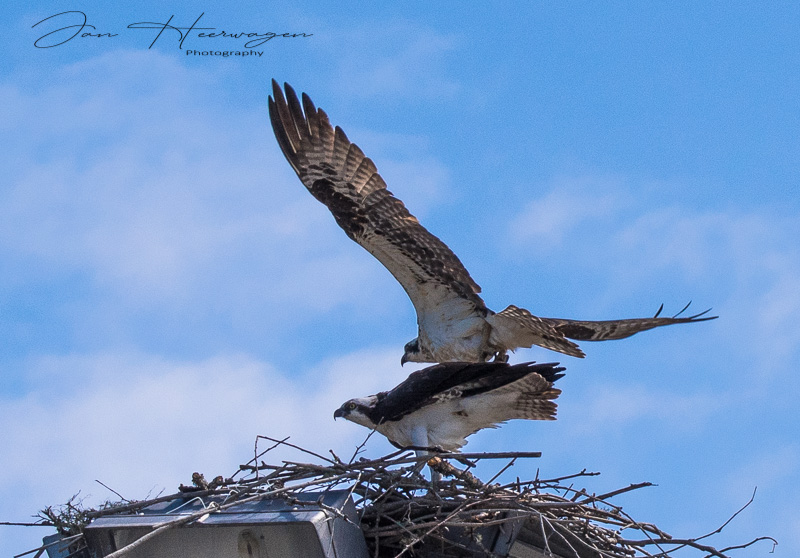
[268,81,486,321]
[542,303,718,342]
[491,371,562,422]
[375,361,563,420]
[489,303,716,358]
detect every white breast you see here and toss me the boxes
[416,293,490,361]
[377,398,505,452]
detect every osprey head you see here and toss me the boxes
[333,396,379,428]
[401,338,430,365]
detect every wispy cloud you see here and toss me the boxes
[507,175,624,252]
[2,51,274,296]
[724,444,800,497]
[505,177,800,374]
[323,21,461,101]
[563,383,726,436]
[0,347,405,555]
[0,50,458,359]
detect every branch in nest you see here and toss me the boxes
[17,436,775,558]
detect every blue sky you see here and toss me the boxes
[2,2,799,555]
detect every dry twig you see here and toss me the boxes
[19,438,776,558]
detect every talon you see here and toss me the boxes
[493,351,509,363]
[427,456,442,467]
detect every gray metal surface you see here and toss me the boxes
[83,490,369,558]
[42,533,78,558]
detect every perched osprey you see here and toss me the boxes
[333,361,564,452]
[268,81,716,364]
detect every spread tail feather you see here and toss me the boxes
[483,363,564,421]
[487,305,586,358]
[487,302,717,358]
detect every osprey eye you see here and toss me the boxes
[347,402,357,411]
[271,82,717,365]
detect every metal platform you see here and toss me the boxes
[81,490,369,558]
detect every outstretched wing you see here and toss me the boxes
[489,303,717,358]
[268,81,486,326]
[374,361,564,421]
[543,303,717,342]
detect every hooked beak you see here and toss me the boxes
[333,407,344,420]
[400,353,408,366]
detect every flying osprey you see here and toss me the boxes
[268,81,716,364]
[333,361,564,452]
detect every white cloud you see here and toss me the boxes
[563,383,726,436]
[324,21,461,100]
[607,207,800,369]
[2,40,798,558]
[506,177,800,374]
[1,51,271,296]
[507,175,623,251]
[1,51,454,554]
[0,348,406,556]
[0,50,453,339]
[724,445,800,498]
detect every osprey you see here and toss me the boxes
[268,81,716,364]
[333,361,565,452]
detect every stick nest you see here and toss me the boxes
[28,436,775,558]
